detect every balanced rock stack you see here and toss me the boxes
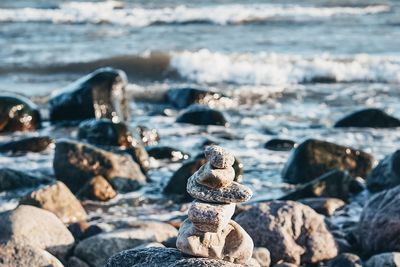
[177,145,254,265]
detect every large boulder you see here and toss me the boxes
[74,221,178,267]
[282,139,373,184]
[0,205,74,259]
[264,139,296,152]
[176,105,228,126]
[0,242,64,267]
[0,168,51,192]
[78,119,150,173]
[0,136,54,155]
[20,181,87,224]
[280,170,362,202]
[334,108,400,128]
[367,150,400,192]
[365,252,400,267]
[357,185,400,256]
[53,139,146,194]
[49,67,128,123]
[0,94,41,132]
[235,201,338,265]
[165,87,229,109]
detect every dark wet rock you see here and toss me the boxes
[367,150,400,192]
[146,146,190,161]
[0,168,51,192]
[75,221,178,267]
[20,181,87,224]
[105,247,187,267]
[326,253,362,267]
[66,256,90,267]
[78,118,150,173]
[282,139,373,184]
[164,156,243,200]
[0,136,54,155]
[264,139,296,151]
[53,139,146,194]
[235,201,338,265]
[298,197,345,216]
[49,67,128,123]
[136,125,160,146]
[334,108,400,128]
[0,242,63,267]
[0,205,74,259]
[187,174,252,203]
[68,222,103,241]
[77,175,117,201]
[0,94,41,133]
[252,247,271,267]
[176,105,228,126]
[365,252,400,267]
[357,185,400,256]
[280,170,362,202]
[165,87,229,109]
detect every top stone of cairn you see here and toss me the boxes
[205,145,235,169]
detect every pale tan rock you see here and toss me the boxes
[188,201,235,233]
[195,162,235,189]
[176,219,253,264]
[205,145,235,169]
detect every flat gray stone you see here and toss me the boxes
[187,174,252,203]
[188,201,235,232]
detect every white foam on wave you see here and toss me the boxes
[169,49,400,85]
[0,1,390,26]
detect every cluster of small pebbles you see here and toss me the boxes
[176,145,254,264]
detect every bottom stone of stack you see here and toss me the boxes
[176,218,254,264]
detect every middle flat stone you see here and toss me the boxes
[188,200,235,233]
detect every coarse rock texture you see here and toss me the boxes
[74,221,178,267]
[280,170,361,202]
[77,175,117,201]
[326,253,362,267]
[252,247,271,267]
[357,185,400,256]
[298,198,345,216]
[19,181,87,224]
[334,108,400,128]
[165,87,229,109]
[176,219,253,264]
[205,145,235,169]
[146,146,190,161]
[365,252,400,267]
[188,201,235,233]
[0,136,54,155]
[0,205,74,259]
[176,105,228,126]
[282,139,373,184]
[53,139,146,194]
[132,242,165,250]
[0,94,41,133]
[264,139,296,152]
[195,162,235,189]
[105,247,187,267]
[0,242,64,267]
[187,174,252,204]
[0,168,51,192]
[235,201,338,265]
[171,258,247,267]
[367,150,400,192]
[77,118,150,173]
[49,67,128,123]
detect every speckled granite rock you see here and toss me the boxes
[205,145,235,169]
[195,162,235,189]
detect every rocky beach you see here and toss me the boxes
[1,0,400,266]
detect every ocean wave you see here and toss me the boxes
[170,50,400,85]
[0,1,390,26]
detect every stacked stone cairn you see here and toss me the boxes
[177,145,254,264]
